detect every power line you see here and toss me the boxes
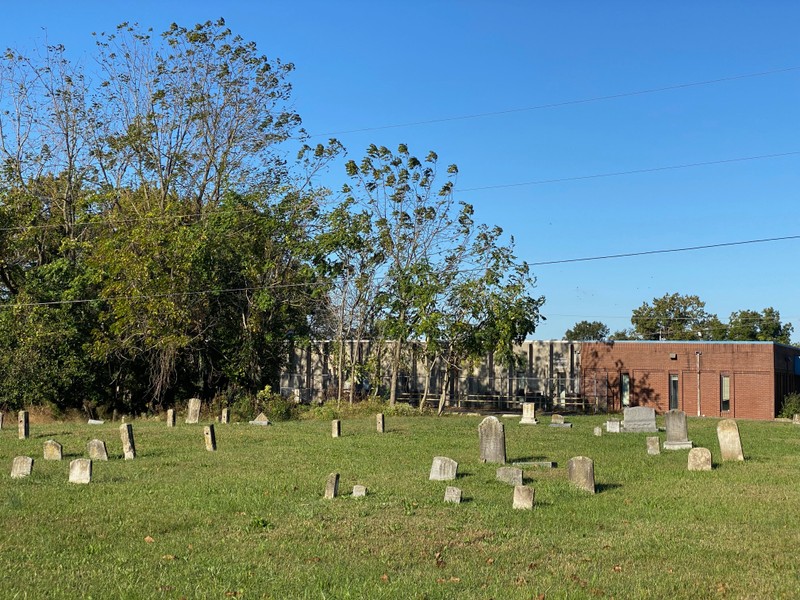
[310,65,800,137]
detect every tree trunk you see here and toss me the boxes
[389,339,401,406]
[437,365,451,416]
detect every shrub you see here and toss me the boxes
[779,392,800,418]
[256,385,300,422]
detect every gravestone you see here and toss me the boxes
[513,460,556,469]
[793,413,800,425]
[717,419,744,461]
[352,485,367,497]
[11,456,33,479]
[444,486,462,504]
[185,398,201,424]
[519,403,538,425]
[567,456,595,493]
[594,426,602,437]
[87,419,104,425]
[429,456,458,481]
[376,413,385,433]
[18,410,29,440]
[646,437,660,455]
[331,419,341,438]
[622,406,658,432]
[688,447,712,471]
[478,416,506,464]
[119,423,136,460]
[0,411,4,429]
[513,485,535,510]
[249,412,271,426]
[43,440,63,461]
[87,439,109,461]
[69,459,92,484]
[324,472,339,499]
[166,409,176,427]
[204,425,217,451]
[496,466,524,486]
[606,419,621,433]
[551,414,564,425]
[664,409,693,450]
[221,408,230,424]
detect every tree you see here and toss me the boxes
[631,293,718,340]
[727,307,793,344]
[564,320,609,341]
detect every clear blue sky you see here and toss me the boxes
[2,1,799,341]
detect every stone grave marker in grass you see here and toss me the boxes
[567,456,595,494]
[18,410,29,440]
[376,413,385,433]
[352,485,367,497]
[496,466,523,486]
[324,473,339,499]
[429,456,458,481]
[87,439,108,461]
[11,456,33,479]
[69,459,92,484]
[221,408,230,424]
[166,409,176,427]
[444,486,462,504]
[249,412,270,426]
[664,409,693,450]
[717,419,744,461]
[594,426,602,437]
[331,419,341,438]
[688,448,712,471]
[646,437,660,455]
[513,485,535,510]
[622,406,657,432]
[204,425,217,451]
[478,416,506,464]
[606,419,621,433]
[519,403,538,425]
[43,440,62,461]
[120,423,136,460]
[185,398,202,424]
[550,414,572,428]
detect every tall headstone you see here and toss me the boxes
[688,447,712,471]
[519,403,538,425]
[646,437,660,455]
[567,456,596,494]
[324,472,339,499]
[185,398,201,424]
[444,486,462,504]
[429,456,458,481]
[166,409,176,428]
[43,440,63,461]
[513,485,535,510]
[87,439,109,461]
[18,410,29,440]
[664,409,693,450]
[221,408,230,424]
[11,456,33,479]
[376,413,385,433]
[69,459,92,484]
[478,416,506,464]
[717,419,744,461]
[119,423,136,460]
[622,406,657,432]
[331,419,341,438]
[204,425,217,451]
[496,466,524,486]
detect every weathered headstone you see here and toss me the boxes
[69,459,92,484]
[664,409,693,450]
[567,456,595,493]
[717,419,744,461]
[204,425,217,451]
[87,439,109,461]
[331,419,341,438]
[646,436,660,455]
[551,414,564,425]
[249,412,271,426]
[429,456,458,481]
[11,456,33,479]
[606,419,621,433]
[496,466,524,486]
[166,409,176,427]
[119,423,136,460]
[43,440,63,461]
[478,416,506,464]
[622,406,657,432]
[352,485,367,497]
[324,472,339,499]
[376,413,385,433]
[513,485,535,510]
[594,426,602,437]
[444,486,462,504]
[87,419,104,425]
[185,398,201,424]
[519,403,538,425]
[221,408,230,424]
[793,413,800,425]
[688,447,712,471]
[18,410,29,440]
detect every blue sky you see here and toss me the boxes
[2,2,799,340]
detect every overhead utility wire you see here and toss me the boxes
[311,65,800,137]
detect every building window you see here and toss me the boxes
[669,374,679,410]
[720,375,731,412]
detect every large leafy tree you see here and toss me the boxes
[631,293,719,340]
[564,320,609,341]
[726,307,793,343]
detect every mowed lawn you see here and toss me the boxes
[2,412,800,599]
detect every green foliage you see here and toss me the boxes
[632,293,716,340]
[255,385,301,421]
[779,392,800,418]
[564,320,610,341]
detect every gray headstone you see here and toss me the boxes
[519,403,538,425]
[688,447,712,471]
[444,486,462,504]
[204,425,217,451]
[87,419,104,425]
[376,413,385,433]
[324,472,339,499]
[249,412,271,426]
[606,419,621,433]
[429,456,458,481]
[166,409,176,427]
[717,419,744,461]
[352,485,367,497]
[331,419,341,438]
[478,416,506,464]
[513,485,535,510]
[567,456,595,493]
[43,440,62,461]
[11,456,33,479]
[622,406,657,432]
[87,439,109,461]
[646,436,660,455]
[496,466,524,486]
[69,459,92,484]
[18,410,29,440]
[185,398,201,424]
[221,408,230,424]
[551,414,565,425]
[664,409,693,450]
[594,426,602,437]
[119,423,136,460]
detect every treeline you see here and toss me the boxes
[0,20,543,415]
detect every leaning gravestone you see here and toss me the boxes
[331,419,341,438]
[18,410,29,440]
[119,423,136,460]
[324,472,339,499]
[606,419,621,433]
[519,403,538,425]
[688,447,712,471]
[496,466,524,486]
[646,437,660,455]
[567,456,596,493]
[664,409,693,450]
[429,456,458,481]
[185,398,201,424]
[444,486,462,504]
[622,406,658,432]
[376,413,385,433]
[249,412,271,426]
[43,440,63,461]
[166,409,176,428]
[204,425,217,451]
[513,485,535,510]
[87,439,109,461]
[478,416,506,464]
[69,459,92,484]
[717,419,744,461]
[11,456,33,479]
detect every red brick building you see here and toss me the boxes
[581,341,800,420]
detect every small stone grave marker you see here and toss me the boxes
[594,426,602,437]
[87,419,104,425]
[550,414,572,428]
[185,398,201,424]
[664,409,693,450]
[324,472,339,499]
[43,440,63,461]
[119,423,136,460]
[11,456,33,479]
[513,461,555,469]
[606,419,621,433]
[331,419,341,438]
[204,425,217,451]
[622,406,657,432]
[249,412,271,426]
[69,459,92,484]
[688,447,712,471]
[18,410,29,440]
[166,409,176,427]
[496,466,523,486]
[717,419,744,461]
[478,416,506,464]
[444,486,462,504]
[221,408,230,424]
[376,413,385,433]
[429,456,458,481]
[0,411,4,429]
[352,485,367,497]
[793,413,800,425]
[646,436,660,455]
[519,403,538,425]
[513,485,535,510]
[567,456,595,493]
[87,439,109,461]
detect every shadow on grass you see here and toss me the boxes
[595,483,622,493]
[457,471,473,479]
[512,455,550,462]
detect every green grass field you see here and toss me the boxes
[2,412,799,599]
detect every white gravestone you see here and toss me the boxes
[717,419,744,461]
[69,459,92,484]
[478,416,506,464]
[429,456,458,481]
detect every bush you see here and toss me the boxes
[256,385,300,422]
[779,392,800,418]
